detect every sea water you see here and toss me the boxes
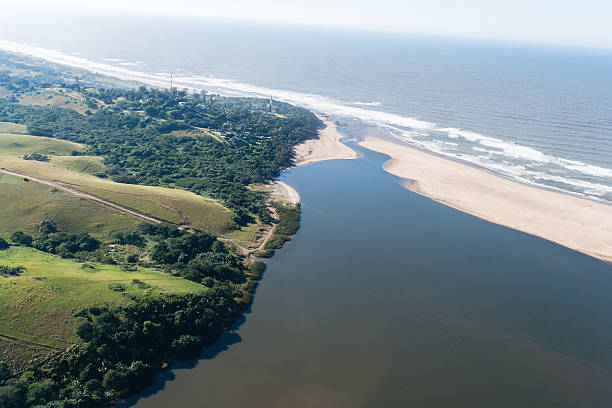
[0,11,610,202]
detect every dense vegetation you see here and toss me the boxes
[256,203,301,257]
[0,51,306,407]
[0,51,320,225]
[0,292,245,407]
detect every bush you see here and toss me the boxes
[34,219,57,234]
[0,385,23,408]
[75,318,97,342]
[0,266,25,277]
[25,379,55,406]
[248,261,266,280]
[10,231,32,246]
[32,231,100,257]
[22,153,49,162]
[108,282,126,292]
[0,361,10,382]
[0,238,9,250]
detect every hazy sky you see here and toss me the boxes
[7,0,612,48]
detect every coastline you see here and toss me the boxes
[293,115,359,167]
[359,136,612,264]
[273,181,300,205]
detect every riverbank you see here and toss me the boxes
[359,136,612,264]
[273,181,300,205]
[293,115,359,167]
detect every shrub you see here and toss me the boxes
[0,385,23,408]
[10,231,32,246]
[0,361,9,382]
[0,238,9,250]
[108,282,126,292]
[34,219,57,234]
[0,266,25,277]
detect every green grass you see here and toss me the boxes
[17,88,92,114]
[0,173,142,240]
[222,217,269,250]
[0,246,205,348]
[54,156,107,175]
[0,132,236,236]
[0,132,84,158]
[0,122,28,134]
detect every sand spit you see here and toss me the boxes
[360,136,612,264]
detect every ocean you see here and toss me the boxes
[0,10,610,203]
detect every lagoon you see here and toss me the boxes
[122,144,612,408]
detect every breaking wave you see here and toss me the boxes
[0,39,610,203]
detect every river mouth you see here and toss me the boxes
[121,144,612,408]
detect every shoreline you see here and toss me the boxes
[293,115,359,167]
[359,136,612,265]
[273,181,301,205]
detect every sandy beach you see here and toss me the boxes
[359,136,612,264]
[272,181,301,205]
[293,115,359,167]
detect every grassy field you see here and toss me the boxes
[0,131,237,235]
[222,217,269,250]
[0,121,28,134]
[54,155,107,176]
[18,88,92,114]
[0,131,85,157]
[0,246,205,371]
[0,173,142,239]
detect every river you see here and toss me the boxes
[119,144,612,408]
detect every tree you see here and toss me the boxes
[171,335,203,359]
[75,318,97,342]
[0,385,23,408]
[0,361,9,382]
[126,361,154,391]
[25,379,55,406]
[102,369,124,391]
[9,231,32,246]
[35,219,57,234]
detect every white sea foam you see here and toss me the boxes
[180,75,435,129]
[440,127,551,163]
[353,101,382,106]
[532,175,612,196]
[558,159,612,178]
[1,39,610,202]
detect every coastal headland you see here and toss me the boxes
[360,136,612,264]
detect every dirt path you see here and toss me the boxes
[0,169,163,225]
[218,220,277,259]
[2,168,278,259]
